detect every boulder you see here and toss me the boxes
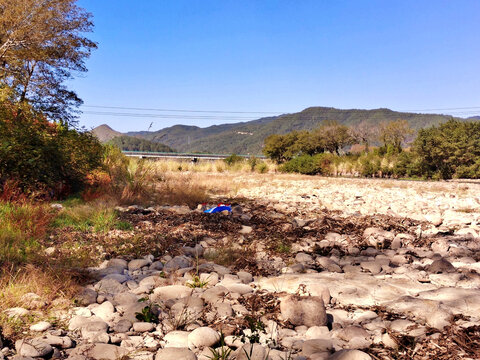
[164,256,193,271]
[427,258,456,273]
[15,339,53,358]
[69,344,129,360]
[164,331,190,348]
[328,350,372,360]
[188,327,220,349]
[236,344,266,360]
[155,348,197,360]
[280,295,327,327]
[128,259,151,271]
[29,322,52,332]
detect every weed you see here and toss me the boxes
[207,332,232,360]
[186,274,209,289]
[135,306,159,324]
[203,246,241,267]
[241,315,266,344]
[275,241,291,254]
[52,204,130,233]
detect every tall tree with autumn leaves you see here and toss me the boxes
[0,0,96,123]
[0,0,102,195]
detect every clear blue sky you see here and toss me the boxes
[73,0,480,132]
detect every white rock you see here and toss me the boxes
[155,348,197,360]
[133,322,155,332]
[30,321,52,332]
[188,327,220,349]
[164,330,190,348]
[91,301,115,321]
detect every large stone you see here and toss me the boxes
[15,339,53,358]
[133,322,155,332]
[40,334,74,349]
[280,295,327,327]
[29,321,52,332]
[164,331,190,348]
[302,339,334,356]
[80,320,109,342]
[151,285,192,301]
[427,258,456,273]
[236,344,266,360]
[128,259,151,271]
[91,301,115,321]
[69,344,129,360]
[95,278,127,295]
[155,348,197,360]
[201,285,229,304]
[164,256,193,271]
[188,327,220,349]
[328,350,372,360]
[76,288,98,306]
[112,319,132,333]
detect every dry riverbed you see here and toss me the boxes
[3,174,480,360]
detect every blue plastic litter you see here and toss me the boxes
[204,205,232,213]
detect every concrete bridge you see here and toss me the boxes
[122,151,266,161]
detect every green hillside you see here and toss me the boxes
[108,136,175,152]
[99,107,474,155]
[147,107,463,154]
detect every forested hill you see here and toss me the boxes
[91,125,174,152]
[109,136,175,152]
[124,107,467,154]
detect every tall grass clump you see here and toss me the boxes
[0,201,53,266]
[52,203,132,233]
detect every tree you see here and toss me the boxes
[350,121,377,152]
[413,119,480,179]
[263,132,304,163]
[315,120,353,155]
[0,0,96,124]
[378,120,414,153]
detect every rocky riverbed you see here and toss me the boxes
[2,176,480,360]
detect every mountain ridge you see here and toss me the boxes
[92,106,478,154]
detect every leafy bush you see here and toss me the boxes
[0,103,103,196]
[280,155,319,175]
[255,161,268,173]
[224,154,244,166]
[413,119,480,179]
[279,153,336,175]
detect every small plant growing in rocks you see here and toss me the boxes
[241,315,266,344]
[207,332,232,360]
[135,298,159,324]
[186,274,209,289]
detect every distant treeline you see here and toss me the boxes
[109,136,175,153]
[263,119,480,180]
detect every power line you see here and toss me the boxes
[80,104,480,121]
[399,106,480,112]
[82,105,284,115]
[83,111,261,121]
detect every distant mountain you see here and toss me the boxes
[91,124,174,152]
[468,116,480,120]
[91,124,122,142]
[126,116,276,152]
[109,136,174,152]
[126,107,468,154]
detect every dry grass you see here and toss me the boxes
[0,264,83,339]
[149,158,275,174]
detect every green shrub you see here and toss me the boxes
[224,154,244,166]
[280,155,319,175]
[255,161,268,173]
[0,103,103,196]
